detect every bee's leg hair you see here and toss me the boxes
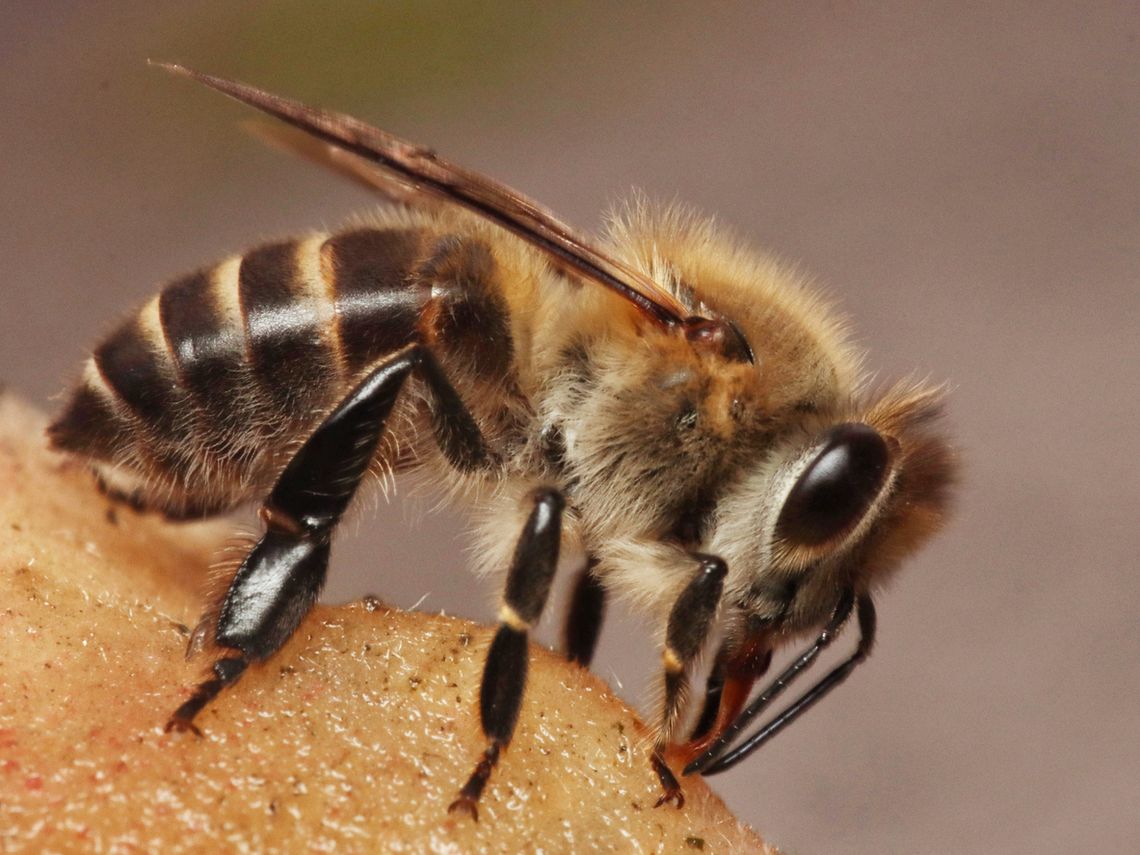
[94,472,225,521]
[449,488,564,821]
[651,553,728,809]
[687,650,726,743]
[562,557,606,667]
[166,343,487,734]
[685,591,875,776]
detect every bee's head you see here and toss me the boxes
[710,382,956,631]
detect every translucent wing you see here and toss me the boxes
[156,63,689,328]
[241,119,435,208]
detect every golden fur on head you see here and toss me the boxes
[854,379,957,590]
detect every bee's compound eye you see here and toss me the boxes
[776,423,890,546]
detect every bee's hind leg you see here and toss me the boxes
[167,343,488,734]
[449,488,564,821]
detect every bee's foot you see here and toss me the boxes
[651,751,686,809]
[447,795,479,822]
[164,715,203,737]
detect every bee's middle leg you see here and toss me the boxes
[167,343,487,734]
[449,487,565,821]
[562,558,606,667]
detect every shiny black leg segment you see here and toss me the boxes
[685,590,873,776]
[479,626,530,744]
[563,559,606,666]
[450,629,522,821]
[267,344,487,534]
[449,488,564,820]
[653,553,728,809]
[658,555,728,738]
[501,489,564,625]
[168,344,488,733]
[214,535,331,658]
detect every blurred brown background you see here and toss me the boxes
[2,3,1136,852]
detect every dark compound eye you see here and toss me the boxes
[776,423,891,546]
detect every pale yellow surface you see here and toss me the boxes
[0,394,770,854]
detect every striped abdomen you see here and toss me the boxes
[49,225,513,517]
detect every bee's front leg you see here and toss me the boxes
[651,554,728,809]
[680,635,773,768]
[449,488,564,821]
[686,592,876,777]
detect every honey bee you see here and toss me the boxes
[49,65,955,818]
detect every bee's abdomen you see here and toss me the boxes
[323,228,426,373]
[50,225,511,516]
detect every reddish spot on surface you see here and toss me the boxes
[25,775,44,790]
[301,683,327,702]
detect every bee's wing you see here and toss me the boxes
[242,120,441,209]
[157,63,688,328]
